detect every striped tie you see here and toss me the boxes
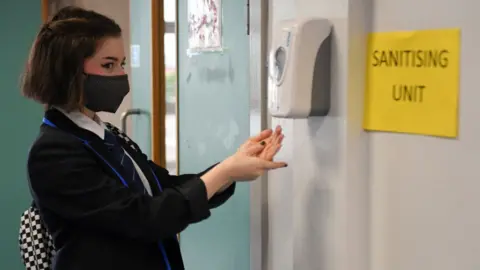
[104,130,147,194]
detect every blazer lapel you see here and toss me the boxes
[43,109,132,187]
[86,139,129,179]
[103,123,163,196]
[114,136,163,196]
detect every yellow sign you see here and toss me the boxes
[363,28,461,138]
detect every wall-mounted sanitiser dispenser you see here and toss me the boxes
[268,18,332,118]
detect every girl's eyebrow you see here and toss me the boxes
[102,56,126,62]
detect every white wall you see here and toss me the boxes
[370,1,480,270]
[268,1,479,270]
[267,0,370,270]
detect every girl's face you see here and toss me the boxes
[81,36,128,117]
[84,36,126,76]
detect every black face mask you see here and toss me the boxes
[83,74,130,113]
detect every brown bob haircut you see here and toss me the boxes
[21,6,122,111]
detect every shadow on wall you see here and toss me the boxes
[291,25,342,270]
[292,116,341,270]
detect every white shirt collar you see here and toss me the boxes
[56,107,106,140]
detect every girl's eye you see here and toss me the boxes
[101,63,114,69]
[121,62,126,69]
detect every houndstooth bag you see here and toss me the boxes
[19,204,56,269]
[18,123,140,269]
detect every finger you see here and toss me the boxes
[257,146,269,160]
[250,129,273,142]
[260,136,276,156]
[264,143,283,161]
[243,143,265,156]
[260,128,278,146]
[261,134,284,160]
[273,127,281,139]
[261,160,288,169]
[275,134,285,144]
[260,136,274,146]
[263,128,280,144]
[274,125,282,135]
[268,142,283,158]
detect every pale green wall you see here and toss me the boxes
[0,1,43,268]
[177,1,252,269]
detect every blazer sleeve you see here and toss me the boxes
[28,136,212,243]
[148,162,236,208]
[106,122,235,208]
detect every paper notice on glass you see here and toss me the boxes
[187,0,222,54]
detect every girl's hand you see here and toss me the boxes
[221,150,287,182]
[258,125,284,161]
[200,127,286,198]
[238,126,284,160]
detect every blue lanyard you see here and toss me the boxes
[42,118,172,270]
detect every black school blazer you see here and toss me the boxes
[27,108,235,270]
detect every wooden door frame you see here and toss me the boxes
[153,0,179,174]
[153,0,179,173]
[175,0,180,177]
[151,0,167,167]
[41,0,49,21]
